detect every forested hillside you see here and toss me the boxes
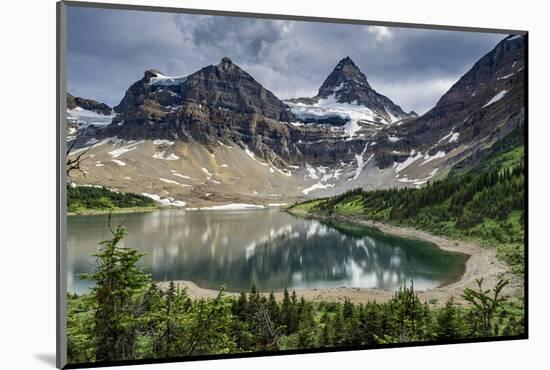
[68,185,156,213]
[290,128,525,272]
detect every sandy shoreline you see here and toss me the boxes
[158,210,523,306]
[67,206,159,216]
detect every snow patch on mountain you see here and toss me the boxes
[286,94,394,138]
[153,139,175,146]
[421,151,446,166]
[152,151,179,160]
[170,170,192,180]
[302,182,335,195]
[111,159,126,166]
[159,178,190,187]
[201,168,213,178]
[395,151,423,173]
[109,140,144,158]
[67,107,115,127]
[306,163,319,180]
[352,143,371,180]
[271,165,292,177]
[483,90,508,108]
[243,145,269,166]
[497,73,514,80]
[165,153,179,160]
[397,169,439,187]
[142,193,186,207]
[148,72,188,86]
[200,203,265,210]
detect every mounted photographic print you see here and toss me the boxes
[56,1,528,368]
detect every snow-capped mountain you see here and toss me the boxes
[285,57,417,137]
[66,35,525,207]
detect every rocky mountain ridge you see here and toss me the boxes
[373,34,525,170]
[66,34,526,207]
[67,93,113,115]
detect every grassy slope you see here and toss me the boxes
[449,126,525,176]
[289,128,525,273]
[68,185,157,214]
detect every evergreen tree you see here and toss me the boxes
[461,278,509,336]
[435,297,464,340]
[332,306,347,346]
[320,312,334,347]
[267,292,280,326]
[296,301,316,348]
[79,224,150,361]
[280,288,292,334]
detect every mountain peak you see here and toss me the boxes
[303,56,414,124]
[318,57,368,98]
[335,56,358,69]
[143,69,164,81]
[217,57,236,72]
[333,56,363,77]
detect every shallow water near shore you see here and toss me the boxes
[67,209,467,295]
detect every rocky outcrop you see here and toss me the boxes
[67,93,112,115]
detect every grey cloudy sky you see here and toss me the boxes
[67,6,507,115]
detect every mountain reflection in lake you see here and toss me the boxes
[67,209,467,294]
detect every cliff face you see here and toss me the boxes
[373,35,526,169]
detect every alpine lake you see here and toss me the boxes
[67,209,468,294]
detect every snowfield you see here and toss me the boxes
[67,106,115,127]
[286,93,399,138]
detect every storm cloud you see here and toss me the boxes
[67,6,505,114]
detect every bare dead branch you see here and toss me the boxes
[66,137,92,178]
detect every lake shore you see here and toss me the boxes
[160,210,523,306]
[67,206,159,216]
